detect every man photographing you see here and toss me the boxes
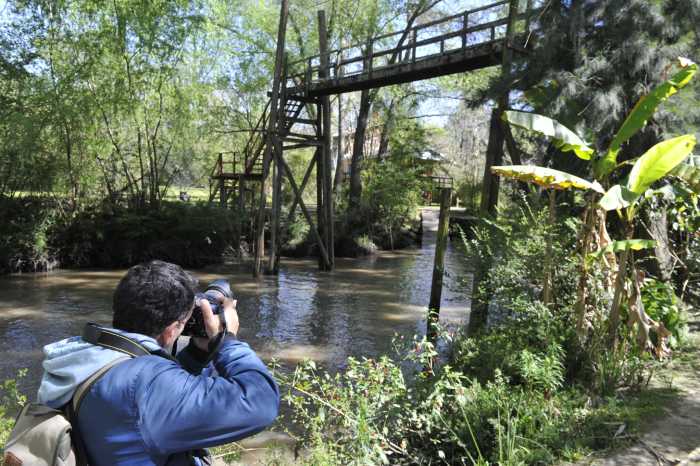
[35,260,279,465]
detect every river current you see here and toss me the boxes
[0,209,472,396]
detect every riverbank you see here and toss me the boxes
[0,196,429,275]
[0,197,239,273]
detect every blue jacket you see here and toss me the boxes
[36,329,280,465]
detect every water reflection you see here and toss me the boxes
[0,209,471,394]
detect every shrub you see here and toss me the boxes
[641,278,688,348]
[0,196,62,273]
[0,370,27,446]
[53,201,239,268]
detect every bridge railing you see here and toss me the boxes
[210,151,264,178]
[286,0,542,90]
[420,175,454,190]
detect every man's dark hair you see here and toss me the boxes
[113,260,197,337]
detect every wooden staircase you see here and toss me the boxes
[209,79,323,209]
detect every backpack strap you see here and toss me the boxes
[72,356,130,414]
[67,356,130,466]
[82,322,152,357]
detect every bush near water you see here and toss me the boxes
[0,196,239,273]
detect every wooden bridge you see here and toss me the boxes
[209,0,541,276]
[286,0,532,96]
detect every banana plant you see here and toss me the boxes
[491,57,697,351]
[599,134,696,350]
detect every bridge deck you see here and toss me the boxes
[285,0,537,97]
[300,41,504,96]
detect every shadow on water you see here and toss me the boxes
[0,208,472,396]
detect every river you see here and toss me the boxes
[0,209,472,398]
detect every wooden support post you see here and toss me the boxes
[254,0,288,278]
[367,39,373,75]
[318,10,334,269]
[238,176,245,233]
[473,0,520,329]
[280,157,331,268]
[428,188,451,345]
[411,29,417,63]
[315,104,326,270]
[268,136,283,274]
[267,54,289,275]
[462,12,468,48]
[219,178,226,208]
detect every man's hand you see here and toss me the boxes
[193,298,239,351]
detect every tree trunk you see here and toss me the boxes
[349,88,371,211]
[575,203,596,340]
[608,222,634,350]
[542,190,556,305]
[641,206,674,282]
[479,108,504,215]
[377,99,396,158]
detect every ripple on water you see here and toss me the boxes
[0,210,472,394]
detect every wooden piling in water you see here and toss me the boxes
[318,10,334,269]
[254,0,288,277]
[428,188,451,345]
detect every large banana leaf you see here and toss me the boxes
[502,111,594,160]
[588,239,656,260]
[597,58,698,177]
[491,165,604,192]
[627,134,696,194]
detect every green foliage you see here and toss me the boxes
[0,196,62,273]
[55,202,239,268]
[518,344,565,395]
[282,322,669,465]
[358,159,423,249]
[641,278,688,349]
[671,155,700,194]
[284,357,409,465]
[0,370,27,447]
[588,239,656,260]
[0,196,240,272]
[627,135,697,195]
[464,200,578,306]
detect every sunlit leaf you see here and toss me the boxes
[491,165,604,192]
[588,239,657,260]
[502,111,594,160]
[597,58,697,177]
[627,135,696,194]
[599,185,639,211]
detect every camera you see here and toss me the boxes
[183,279,234,338]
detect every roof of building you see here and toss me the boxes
[415,149,446,162]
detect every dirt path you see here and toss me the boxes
[577,309,700,466]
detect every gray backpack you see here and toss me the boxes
[2,356,128,466]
